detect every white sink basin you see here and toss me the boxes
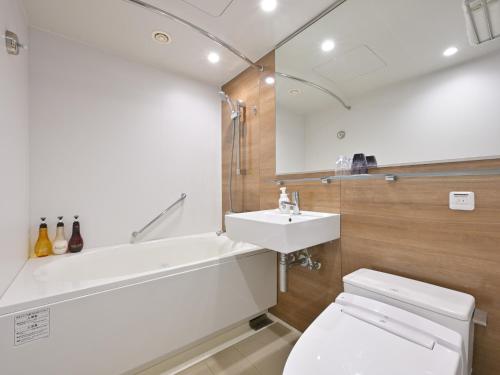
[225,210,340,254]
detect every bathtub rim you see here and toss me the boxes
[0,233,267,317]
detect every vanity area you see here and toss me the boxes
[221,0,500,371]
[226,208,340,292]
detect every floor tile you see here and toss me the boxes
[205,347,260,375]
[177,361,214,375]
[234,324,299,375]
[137,322,300,375]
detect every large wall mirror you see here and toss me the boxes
[275,0,500,175]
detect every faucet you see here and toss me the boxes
[280,191,301,215]
[292,191,300,215]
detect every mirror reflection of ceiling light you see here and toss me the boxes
[288,88,301,95]
[321,39,335,52]
[265,76,275,85]
[207,52,220,63]
[260,0,277,12]
[152,31,171,44]
[443,46,458,57]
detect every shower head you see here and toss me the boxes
[218,90,229,101]
[218,90,238,119]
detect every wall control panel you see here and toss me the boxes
[449,192,475,211]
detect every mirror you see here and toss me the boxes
[275,0,500,175]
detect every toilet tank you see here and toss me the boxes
[343,269,475,374]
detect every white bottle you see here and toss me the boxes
[278,187,290,214]
[53,216,68,255]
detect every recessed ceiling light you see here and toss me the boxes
[443,46,458,57]
[321,39,335,52]
[288,88,301,96]
[207,52,220,64]
[260,0,277,12]
[152,31,171,44]
[265,76,275,85]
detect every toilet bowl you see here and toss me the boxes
[284,269,475,375]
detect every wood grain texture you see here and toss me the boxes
[340,173,500,375]
[221,52,500,374]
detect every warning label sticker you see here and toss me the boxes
[14,308,50,346]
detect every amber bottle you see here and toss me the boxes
[68,215,84,253]
[34,217,52,257]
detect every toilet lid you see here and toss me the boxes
[284,299,462,375]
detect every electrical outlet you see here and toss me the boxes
[449,192,475,211]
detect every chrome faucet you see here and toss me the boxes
[280,192,301,215]
[292,191,300,215]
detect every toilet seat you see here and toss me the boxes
[284,293,464,375]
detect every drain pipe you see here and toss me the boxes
[279,249,322,293]
[279,253,288,293]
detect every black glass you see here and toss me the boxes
[351,153,368,174]
[366,155,378,169]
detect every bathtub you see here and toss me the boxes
[0,233,277,375]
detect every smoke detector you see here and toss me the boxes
[152,31,172,44]
[288,88,301,96]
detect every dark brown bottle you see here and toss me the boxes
[68,215,84,253]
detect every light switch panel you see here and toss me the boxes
[449,192,475,211]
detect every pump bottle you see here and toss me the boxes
[34,217,52,257]
[53,216,68,255]
[68,215,84,253]
[278,187,290,214]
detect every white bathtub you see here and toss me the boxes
[0,233,277,375]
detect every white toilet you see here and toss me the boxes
[284,268,476,375]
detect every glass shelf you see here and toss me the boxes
[272,168,500,185]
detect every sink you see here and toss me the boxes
[225,210,340,254]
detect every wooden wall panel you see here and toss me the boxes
[221,52,500,374]
[340,173,500,375]
[222,52,344,331]
[221,60,262,219]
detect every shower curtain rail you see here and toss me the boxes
[276,72,351,110]
[272,168,500,185]
[122,0,264,71]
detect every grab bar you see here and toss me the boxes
[131,193,187,243]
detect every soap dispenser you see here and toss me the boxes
[278,187,290,214]
[34,217,52,257]
[68,215,84,253]
[52,216,68,255]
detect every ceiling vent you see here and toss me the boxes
[152,31,171,44]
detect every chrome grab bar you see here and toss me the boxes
[131,193,187,243]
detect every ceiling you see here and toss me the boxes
[276,0,500,115]
[22,0,337,86]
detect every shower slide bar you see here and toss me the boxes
[272,168,500,185]
[131,193,187,243]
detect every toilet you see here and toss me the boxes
[284,269,476,375]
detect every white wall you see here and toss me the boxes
[0,0,30,296]
[276,106,306,174]
[286,50,500,172]
[29,29,221,249]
